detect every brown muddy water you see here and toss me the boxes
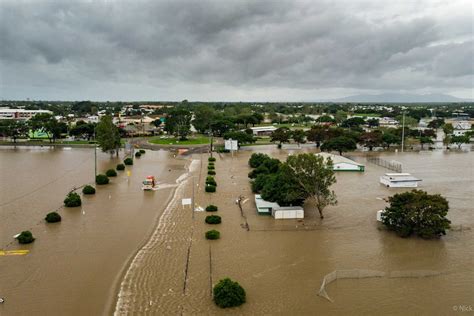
[1,146,473,315]
[0,146,188,315]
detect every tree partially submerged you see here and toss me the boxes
[213,278,246,308]
[321,136,357,155]
[381,190,450,239]
[96,115,121,157]
[17,231,35,244]
[64,192,82,207]
[283,154,337,218]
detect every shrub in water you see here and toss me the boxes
[208,157,216,162]
[82,185,96,195]
[213,278,246,308]
[205,215,221,224]
[96,174,109,185]
[206,176,217,187]
[206,205,218,212]
[116,163,125,171]
[205,230,220,240]
[106,169,117,177]
[64,192,82,207]
[205,185,216,193]
[208,162,215,166]
[135,151,142,158]
[17,230,35,244]
[124,158,133,165]
[208,165,215,170]
[139,149,146,154]
[208,170,216,175]
[45,212,61,223]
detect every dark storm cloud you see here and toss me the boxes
[0,0,472,100]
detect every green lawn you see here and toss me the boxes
[149,135,210,145]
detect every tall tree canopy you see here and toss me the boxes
[96,115,121,156]
[165,108,192,140]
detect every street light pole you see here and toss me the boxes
[401,112,405,153]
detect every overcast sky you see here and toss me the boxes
[0,0,472,101]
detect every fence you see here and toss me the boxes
[366,156,402,172]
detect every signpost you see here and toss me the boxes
[225,139,238,157]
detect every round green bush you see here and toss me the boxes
[124,157,133,165]
[208,157,216,162]
[116,163,125,171]
[208,170,216,175]
[64,192,82,207]
[82,185,96,195]
[205,230,220,240]
[96,174,109,185]
[213,278,246,308]
[17,230,35,244]
[45,212,61,223]
[208,165,215,170]
[206,205,218,212]
[205,215,221,224]
[139,149,146,154]
[135,151,142,158]
[205,185,216,193]
[106,169,117,177]
[206,176,217,187]
[208,162,215,166]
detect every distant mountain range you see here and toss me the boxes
[325,93,471,103]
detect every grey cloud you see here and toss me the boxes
[0,0,472,101]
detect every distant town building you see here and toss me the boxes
[250,126,277,136]
[316,152,365,171]
[453,121,472,136]
[0,108,53,120]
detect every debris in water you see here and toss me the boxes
[166,245,171,250]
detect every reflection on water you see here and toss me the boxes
[0,146,473,315]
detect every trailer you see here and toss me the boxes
[272,206,304,219]
[380,173,421,188]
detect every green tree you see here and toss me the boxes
[360,130,383,151]
[0,120,29,143]
[340,117,365,128]
[450,135,470,149]
[223,131,255,146]
[69,121,96,140]
[443,135,451,149]
[213,278,246,308]
[419,136,434,149]
[382,132,400,149]
[192,105,215,133]
[428,118,445,129]
[442,123,454,135]
[282,153,337,219]
[96,115,121,157]
[306,126,326,147]
[321,136,357,155]
[165,108,192,140]
[367,118,380,128]
[270,127,290,148]
[291,129,306,146]
[381,190,450,238]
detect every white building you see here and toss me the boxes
[272,206,304,219]
[250,126,277,136]
[0,108,52,120]
[380,173,421,188]
[453,121,472,136]
[316,152,365,172]
[254,195,304,219]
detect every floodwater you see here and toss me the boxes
[0,146,188,315]
[1,145,473,315]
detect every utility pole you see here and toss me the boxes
[401,112,405,153]
[191,176,195,219]
[94,131,97,181]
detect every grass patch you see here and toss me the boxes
[149,135,210,145]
